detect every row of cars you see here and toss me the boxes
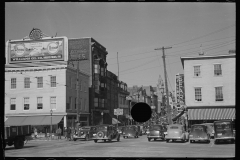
[72,120,235,144]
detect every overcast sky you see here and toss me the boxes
[5,2,236,92]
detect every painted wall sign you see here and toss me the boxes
[7,38,65,64]
[175,73,185,106]
[68,38,90,61]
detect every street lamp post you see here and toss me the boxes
[50,109,53,140]
[101,112,104,124]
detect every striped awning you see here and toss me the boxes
[188,108,235,120]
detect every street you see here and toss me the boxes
[5,135,235,157]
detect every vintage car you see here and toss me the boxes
[122,125,139,138]
[189,124,211,143]
[147,124,167,141]
[73,126,96,141]
[165,124,188,143]
[201,123,214,139]
[213,120,235,144]
[92,125,120,143]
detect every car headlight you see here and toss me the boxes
[164,132,167,134]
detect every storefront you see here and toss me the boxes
[187,106,235,127]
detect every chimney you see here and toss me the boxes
[229,50,235,54]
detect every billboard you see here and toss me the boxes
[68,38,90,61]
[6,37,67,64]
[175,73,185,105]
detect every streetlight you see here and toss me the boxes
[101,112,104,124]
[50,109,53,140]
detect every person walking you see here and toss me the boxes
[58,127,62,139]
[67,127,71,141]
[64,127,67,139]
[34,128,38,138]
[70,127,75,141]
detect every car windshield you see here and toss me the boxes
[96,126,108,130]
[150,125,162,130]
[192,125,204,131]
[215,122,231,131]
[169,126,178,129]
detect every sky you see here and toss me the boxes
[5,2,236,92]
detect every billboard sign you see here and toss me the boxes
[68,38,90,61]
[6,37,67,64]
[114,108,123,115]
[175,74,180,104]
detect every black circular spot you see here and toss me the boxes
[131,102,152,123]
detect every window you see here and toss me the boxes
[79,80,82,91]
[94,64,100,74]
[195,87,202,102]
[194,66,201,77]
[11,78,16,89]
[10,98,16,110]
[24,97,30,110]
[24,77,30,88]
[101,67,104,76]
[215,87,223,101]
[69,97,72,109]
[37,77,43,88]
[94,98,98,107]
[50,97,56,110]
[214,64,222,76]
[75,97,77,109]
[50,76,56,87]
[37,97,43,109]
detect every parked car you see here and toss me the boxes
[92,125,120,143]
[201,123,214,139]
[117,126,124,134]
[122,125,139,138]
[73,126,96,141]
[213,120,235,144]
[165,124,188,143]
[147,124,167,141]
[189,124,211,143]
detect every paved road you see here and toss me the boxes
[5,135,235,157]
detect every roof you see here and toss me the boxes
[180,54,235,69]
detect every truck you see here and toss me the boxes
[4,125,32,149]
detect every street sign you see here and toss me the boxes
[114,108,123,115]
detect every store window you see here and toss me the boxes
[37,77,43,88]
[24,97,30,110]
[50,76,56,87]
[24,77,30,88]
[10,98,16,110]
[11,78,17,89]
[214,64,222,76]
[215,87,223,101]
[37,97,43,109]
[194,66,201,77]
[194,87,202,102]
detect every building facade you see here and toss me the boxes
[118,81,129,125]
[180,53,235,126]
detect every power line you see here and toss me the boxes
[171,24,235,47]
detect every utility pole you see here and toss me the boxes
[155,46,172,125]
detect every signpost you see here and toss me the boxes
[114,108,123,128]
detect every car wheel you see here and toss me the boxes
[166,139,169,143]
[181,139,185,143]
[190,140,193,143]
[14,138,24,149]
[185,138,189,142]
[148,138,151,142]
[94,140,97,143]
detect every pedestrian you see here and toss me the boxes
[64,127,67,139]
[34,128,38,138]
[70,127,75,140]
[58,127,62,139]
[67,127,71,141]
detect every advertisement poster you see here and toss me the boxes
[8,38,64,64]
[68,38,90,61]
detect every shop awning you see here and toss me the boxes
[5,115,64,126]
[188,108,235,120]
[112,118,121,124]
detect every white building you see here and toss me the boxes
[180,53,235,125]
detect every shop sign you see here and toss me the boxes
[7,38,66,64]
[114,108,123,115]
[175,74,185,104]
